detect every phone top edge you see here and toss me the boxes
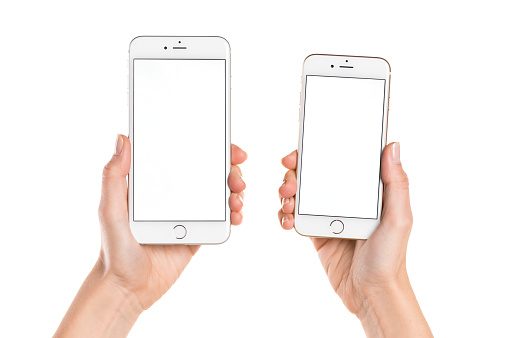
[303,54,391,74]
[129,36,230,53]
[129,35,142,51]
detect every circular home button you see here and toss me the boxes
[173,225,187,239]
[330,220,344,234]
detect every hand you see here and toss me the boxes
[278,143,432,337]
[55,135,247,337]
[99,135,247,310]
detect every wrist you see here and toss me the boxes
[357,274,411,321]
[357,272,412,314]
[356,275,432,337]
[92,259,145,323]
[55,261,144,337]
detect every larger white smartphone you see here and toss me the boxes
[128,36,231,244]
[295,54,391,239]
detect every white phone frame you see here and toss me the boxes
[128,36,231,244]
[294,54,391,240]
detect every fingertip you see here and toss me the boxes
[381,142,407,186]
[383,142,401,165]
[230,181,246,194]
[279,179,296,198]
[114,134,124,155]
[119,135,131,174]
[118,134,130,152]
[281,197,294,214]
[104,134,131,178]
[235,178,246,192]
[281,150,297,170]
[237,193,244,209]
[229,193,244,212]
[99,134,131,229]
[281,216,294,230]
[281,198,288,213]
[392,142,400,164]
[232,144,248,165]
[228,166,246,193]
[231,210,243,225]
[379,142,412,234]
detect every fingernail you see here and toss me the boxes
[238,194,244,204]
[392,142,400,164]
[282,216,288,226]
[282,198,290,206]
[115,134,124,155]
[281,180,286,187]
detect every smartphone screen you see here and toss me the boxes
[298,75,386,220]
[133,59,226,221]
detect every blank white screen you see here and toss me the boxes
[133,59,226,221]
[299,76,385,219]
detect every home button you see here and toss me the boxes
[330,220,344,234]
[173,225,187,239]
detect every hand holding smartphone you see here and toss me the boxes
[278,57,432,335]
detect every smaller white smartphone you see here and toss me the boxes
[294,54,391,239]
[128,36,231,244]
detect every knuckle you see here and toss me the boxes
[394,173,410,190]
[102,162,115,179]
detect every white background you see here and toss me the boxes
[299,76,385,219]
[0,0,506,337]
[133,59,225,221]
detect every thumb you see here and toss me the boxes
[98,135,131,237]
[379,142,413,235]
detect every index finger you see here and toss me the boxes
[232,144,247,165]
[281,150,297,170]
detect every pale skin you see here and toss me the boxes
[278,142,433,337]
[56,137,432,337]
[55,135,247,337]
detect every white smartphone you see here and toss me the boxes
[294,54,391,239]
[128,36,231,244]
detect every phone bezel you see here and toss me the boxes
[294,54,391,240]
[128,36,231,244]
